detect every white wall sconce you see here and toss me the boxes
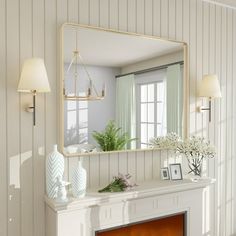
[17,58,51,126]
[197,74,222,122]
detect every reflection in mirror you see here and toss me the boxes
[61,24,187,156]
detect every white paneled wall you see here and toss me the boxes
[0,0,236,236]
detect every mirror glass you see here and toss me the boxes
[61,24,187,156]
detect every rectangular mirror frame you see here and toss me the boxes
[59,23,189,158]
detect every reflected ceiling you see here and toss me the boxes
[64,26,183,67]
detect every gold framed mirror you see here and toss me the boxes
[60,23,189,157]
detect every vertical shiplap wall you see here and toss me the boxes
[0,0,236,236]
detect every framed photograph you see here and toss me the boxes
[169,164,183,180]
[161,167,170,180]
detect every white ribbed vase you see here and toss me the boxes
[71,160,87,198]
[46,145,64,199]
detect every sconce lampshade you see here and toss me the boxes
[18,58,50,93]
[198,74,222,98]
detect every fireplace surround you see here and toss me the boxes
[45,178,214,236]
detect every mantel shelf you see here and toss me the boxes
[45,178,215,212]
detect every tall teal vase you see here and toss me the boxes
[46,145,64,199]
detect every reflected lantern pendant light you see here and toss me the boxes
[64,30,106,101]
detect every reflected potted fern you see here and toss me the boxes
[92,121,136,151]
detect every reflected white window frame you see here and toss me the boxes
[135,70,167,149]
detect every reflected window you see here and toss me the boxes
[64,94,88,146]
[138,80,167,148]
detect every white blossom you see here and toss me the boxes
[177,136,216,159]
[149,132,181,149]
[150,133,216,160]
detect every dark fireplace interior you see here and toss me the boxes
[96,213,185,236]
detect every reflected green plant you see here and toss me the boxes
[92,120,136,151]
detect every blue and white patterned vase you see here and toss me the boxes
[71,159,87,198]
[46,145,65,199]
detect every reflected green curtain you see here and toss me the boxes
[116,74,136,149]
[166,64,182,136]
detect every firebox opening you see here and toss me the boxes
[96,212,186,236]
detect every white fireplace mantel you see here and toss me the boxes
[45,178,215,236]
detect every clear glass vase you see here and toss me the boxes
[187,156,203,181]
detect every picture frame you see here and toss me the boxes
[169,163,183,180]
[161,167,170,180]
